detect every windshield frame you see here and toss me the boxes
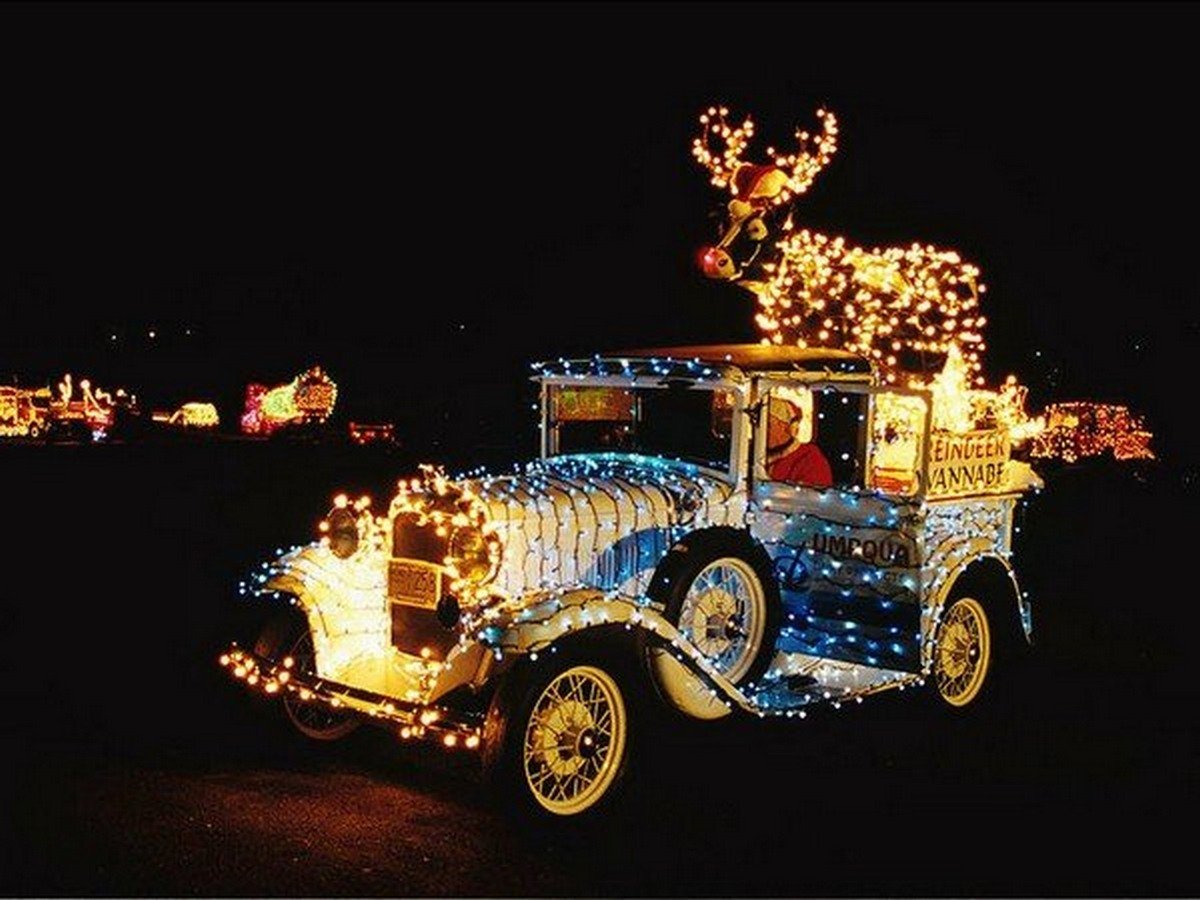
[536,374,748,484]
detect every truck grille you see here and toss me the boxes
[391,512,448,562]
[389,514,456,660]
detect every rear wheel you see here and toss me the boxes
[932,595,992,707]
[929,562,1030,713]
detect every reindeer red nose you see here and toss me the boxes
[700,246,737,280]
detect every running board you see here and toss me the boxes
[485,589,921,719]
[747,654,921,716]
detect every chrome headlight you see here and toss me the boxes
[448,525,498,584]
[325,506,360,559]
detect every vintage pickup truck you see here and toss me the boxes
[222,344,1040,817]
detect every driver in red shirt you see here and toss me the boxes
[766,396,833,487]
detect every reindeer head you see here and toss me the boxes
[693,106,838,280]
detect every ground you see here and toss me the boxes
[0,440,1192,896]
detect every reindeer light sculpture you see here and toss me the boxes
[695,106,987,385]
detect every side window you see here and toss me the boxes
[710,388,735,440]
[762,385,868,489]
[868,392,928,497]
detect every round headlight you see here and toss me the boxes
[327,507,359,559]
[449,526,494,584]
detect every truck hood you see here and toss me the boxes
[465,454,742,598]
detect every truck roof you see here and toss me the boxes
[534,343,872,380]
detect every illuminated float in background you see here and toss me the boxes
[0,374,133,440]
[151,401,220,430]
[0,385,54,438]
[50,374,131,440]
[220,106,1154,821]
[240,365,337,436]
[1030,402,1153,464]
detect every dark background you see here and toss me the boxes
[2,2,1196,462]
[0,3,1197,896]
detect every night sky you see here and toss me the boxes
[3,2,1195,469]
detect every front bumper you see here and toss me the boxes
[219,646,484,749]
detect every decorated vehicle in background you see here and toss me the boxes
[49,374,135,440]
[1030,402,1154,463]
[224,343,1045,818]
[0,385,52,438]
[152,401,220,430]
[241,365,337,436]
[1,375,133,441]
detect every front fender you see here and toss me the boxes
[258,543,389,678]
[477,588,753,716]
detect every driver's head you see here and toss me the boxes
[767,396,803,455]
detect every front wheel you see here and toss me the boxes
[486,653,633,819]
[255,612,360,742]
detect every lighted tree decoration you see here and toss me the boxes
[694,105,1153,461]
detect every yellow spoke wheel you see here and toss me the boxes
[934,597,991,707]
[521,665,627,816]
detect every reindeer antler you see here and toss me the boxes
[692,106,756,189]
[773,108,838,203]
[693,106,839,206]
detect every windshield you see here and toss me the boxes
[547,384,735,472]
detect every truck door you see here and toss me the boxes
[749,380,929,673]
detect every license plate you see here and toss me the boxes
[388,559,441,608]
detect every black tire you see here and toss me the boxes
[647,527,781,688]
[254,611,360,742]
[482,638,640,821]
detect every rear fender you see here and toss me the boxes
[924,549,1026,670]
